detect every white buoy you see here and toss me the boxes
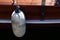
[11,5,26,37]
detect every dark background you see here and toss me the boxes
[0,23,60,40]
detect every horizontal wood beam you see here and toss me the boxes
[0,0,55,6]
[0,5,60,20]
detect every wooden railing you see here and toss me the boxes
[0,5,60,29]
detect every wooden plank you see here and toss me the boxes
[0,5,60,20]
[0,0,55,6]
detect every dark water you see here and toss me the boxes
[0,24,60,40]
